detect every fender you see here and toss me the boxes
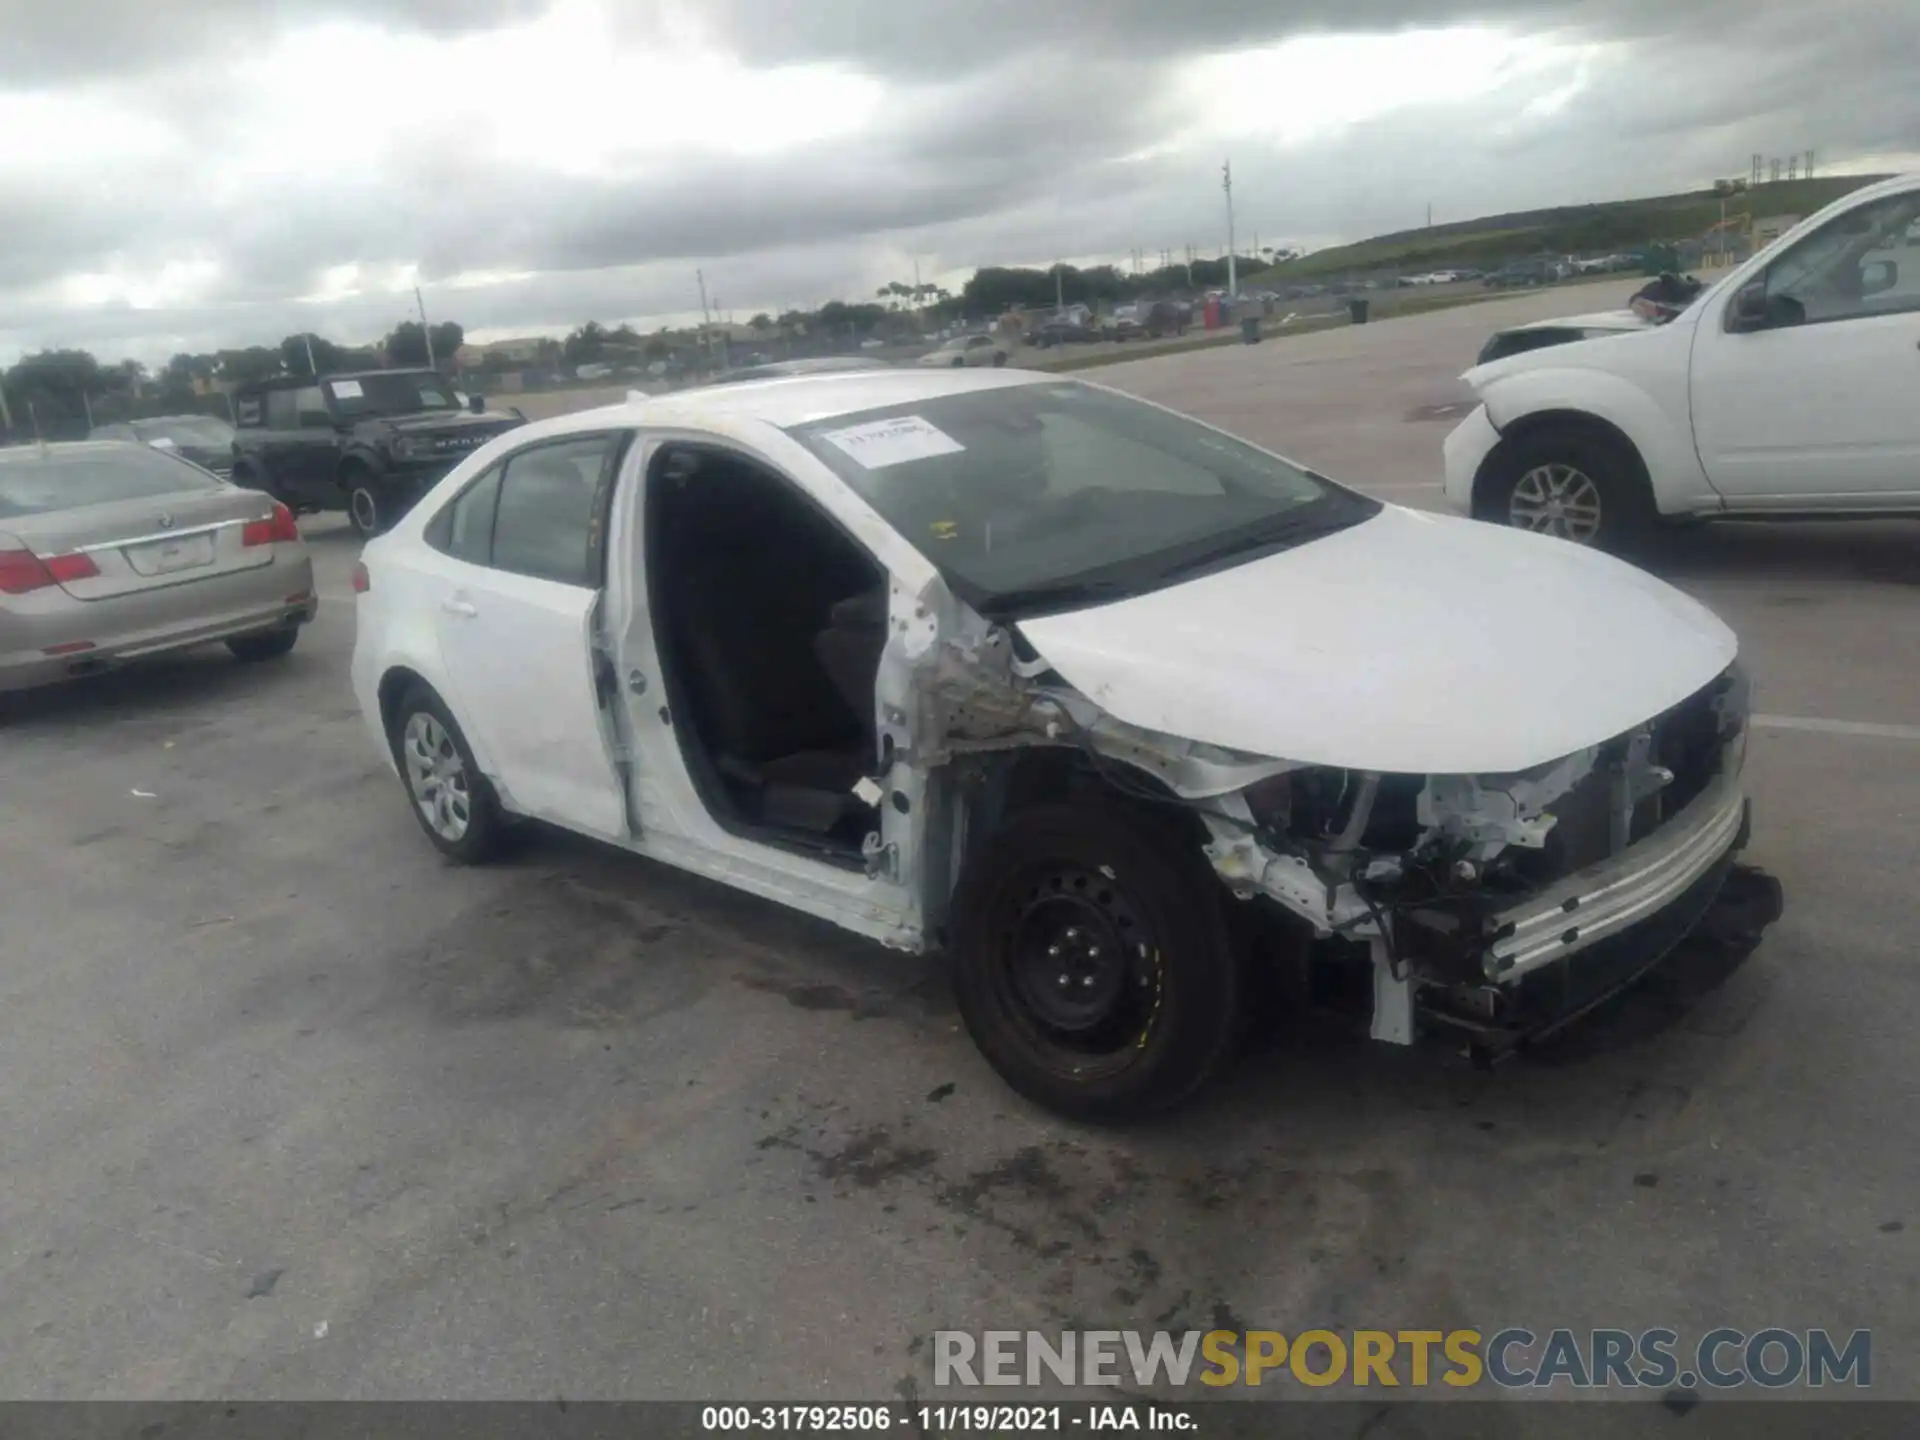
[1470,335,1722,515]
[336,442,390,484]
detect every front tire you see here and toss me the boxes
[226,625,299,663]
[948,801,1241,1122]
[344,469,391,539]
[388,684,508,863]
[1475,427,1655,552]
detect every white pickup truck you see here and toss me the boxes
[1444,173,1920,549]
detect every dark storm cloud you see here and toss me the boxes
[4,0,1917,362]
[656,0,1755,76]
[0,0,552,84]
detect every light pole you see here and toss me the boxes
[1223,159,1238,299]
[415,286,436,370]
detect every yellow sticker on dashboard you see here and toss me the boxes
[930,520,959,540]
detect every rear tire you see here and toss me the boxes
[227,625,299,663]
[1475,426,1655,553]
[387,683,508,864]
[948,801,1241,1122]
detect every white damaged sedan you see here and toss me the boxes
[350,367,1782,1120]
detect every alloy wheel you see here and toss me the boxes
[1510,463,1603,543]
[402,712,471,842]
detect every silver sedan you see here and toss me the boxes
[0,441,317,693]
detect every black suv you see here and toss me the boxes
[230,369,527,537]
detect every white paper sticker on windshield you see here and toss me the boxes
[330,379,364,399]
[818,415,964,469]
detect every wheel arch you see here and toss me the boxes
[1475,363,1717,516]
[376,665,437,745]
[1475,408,1651,516]
[336,448,386,486]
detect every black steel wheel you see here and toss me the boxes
[949,801,1241,1121]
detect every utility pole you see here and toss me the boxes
[82,391,94,429]
[1222,159,1238,299]
[1805,148,1816,177]
[1427,202,1433,229]
[303,333,318,377]
[1054,262,1065,314]
[415,286,436,370]
[696,268,713,364]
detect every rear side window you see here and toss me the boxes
[425,464,505,564]
[492,437,617,585]
[425,434,622,585]
[0,447,224,519]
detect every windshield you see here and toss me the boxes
[0,445,225,519]
[134,417,234,448]
[788,380,1380,618]
[325,372,457,418]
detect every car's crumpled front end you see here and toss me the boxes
[1192,661,1778,1048]
[902,507,1784,1053]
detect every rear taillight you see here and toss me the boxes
[47,553,100,584]
[242,502,301,547]
[0,548,98,594]
[350,562,370,594]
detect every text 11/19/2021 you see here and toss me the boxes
[701,1404,1195,1431]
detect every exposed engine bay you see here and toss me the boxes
[900,602,1768,1052]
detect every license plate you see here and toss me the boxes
[127,533,216,576]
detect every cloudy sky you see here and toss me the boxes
[3,0,1915,366]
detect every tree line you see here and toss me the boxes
[2,253,1284,440]
[1,319,467,441]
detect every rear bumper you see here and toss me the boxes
[0,550,316,692]
[1441,402,1500,514]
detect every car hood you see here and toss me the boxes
[1511,308,1649,334]
[1013,506,1737,775]
[376,410,521,435]
[1461,309,1693,390]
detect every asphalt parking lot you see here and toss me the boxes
[3,283,1916,1417]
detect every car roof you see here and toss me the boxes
[234,368,434,394]
[0,439,140,466]
[513,366,1054,447]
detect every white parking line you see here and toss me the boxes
[1754,713,1920,742]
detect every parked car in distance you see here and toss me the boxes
[1483,259,1559,289]
[1,441,314,692]
[229,369,528,538]
[918,335,1007,368]
[1445,172,1920,548]
[1106,301,1188,341]
[1474,309,1652,366]
[351,367,1779,1120]
[1027,317,1099,348]
[706,358,894,384]
[89,415,237,479]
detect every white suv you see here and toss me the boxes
[1444,173,1920,548]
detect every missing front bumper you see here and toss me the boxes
[1482,756,1750,982]
[1419,855,1784,1052]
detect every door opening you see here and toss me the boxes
[645,443,889,859]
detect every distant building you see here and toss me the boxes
[1752,215,1801,248]
[456,336,552,368]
